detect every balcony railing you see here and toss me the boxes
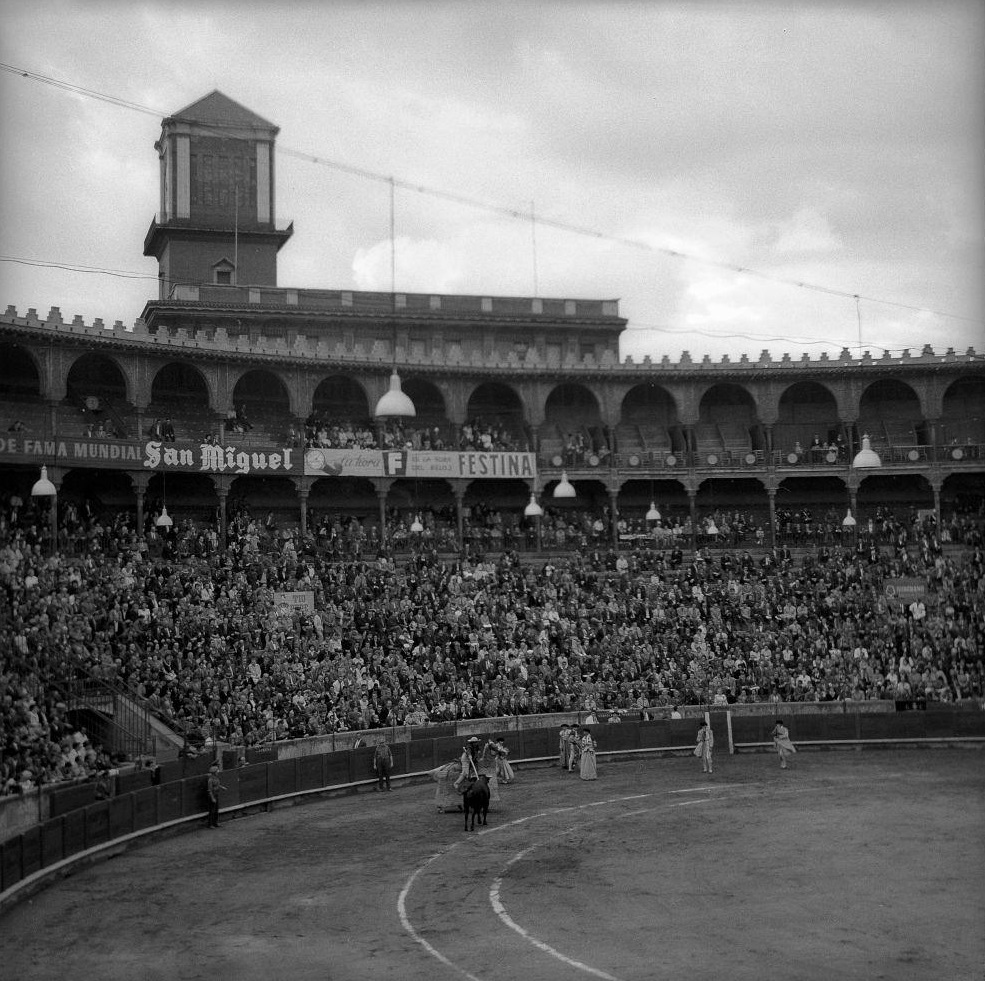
[542,441,984,474]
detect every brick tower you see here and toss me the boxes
[143,91,293,299]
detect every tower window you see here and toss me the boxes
[212,258,236,285]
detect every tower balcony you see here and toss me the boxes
[143,215,294,258]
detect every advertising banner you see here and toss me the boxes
[273,591,315,614]
[0,437,299,475]
[303,448,537,479]
[0,437,535,481]
[883,578,930,602]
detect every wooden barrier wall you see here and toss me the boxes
[2,707,982,902]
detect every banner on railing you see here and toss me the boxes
[273,590,315,614]
[303,448,537,479]
[0,437,300,476]
[884,578,930,603]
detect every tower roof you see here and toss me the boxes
[168,90,278,133]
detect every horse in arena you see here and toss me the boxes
[462,774,490,831]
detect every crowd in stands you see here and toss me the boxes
[1,489,983,798]
[785,432,849,462]
[563,430,611,466]
[302,417,526,453]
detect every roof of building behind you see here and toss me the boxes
[169,90,278,132]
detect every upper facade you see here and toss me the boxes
[1,92,982,510]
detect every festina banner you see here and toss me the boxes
[303,448,537,479]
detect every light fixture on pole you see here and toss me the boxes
[374,177,416,419]
[30,465,57,498]
[553,470,576,499]
[841,507,856,544]
[851,434,882,469]
[524,491,544,518]
[156,471,173,529]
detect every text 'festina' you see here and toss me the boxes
[143,441,295,475]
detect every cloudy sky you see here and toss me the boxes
[1,0,982,362]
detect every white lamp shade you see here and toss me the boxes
[156,505,173,528]
[410,514,424,533]
[374,370,416,417]
[841,508,857,528]
[30,466,57,497]
[524,493,544,518]
[851,434,882,469]
[553,471,576,498]
[646,502,661,522]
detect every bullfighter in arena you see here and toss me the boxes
[772,720,797,769]
[694,720,714,773]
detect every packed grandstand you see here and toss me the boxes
[1,90,983,799]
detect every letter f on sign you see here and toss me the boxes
[384,452,406,476]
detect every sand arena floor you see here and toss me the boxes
[1,748,983,981]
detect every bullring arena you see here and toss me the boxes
[2,86,985,981]
[1,740,983,981]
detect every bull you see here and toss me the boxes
[462,774,490,831]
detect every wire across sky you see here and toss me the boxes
[1,60,981,347]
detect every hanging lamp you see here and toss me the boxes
[851,434,882,469]
[553,471,576,498]
[375,369,416,418]
[30,466,57,498]
[374,177,416,419]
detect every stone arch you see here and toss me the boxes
[617,383,681,455]
[65,352,131,406]
[694,382,762,458]
[310,375,372,421]
[150,361,212,409]
[231,368,293,427]
[464,381,528,450]
[857,379,925,449]
[775,380,843,456]
[940,375,985,446]
[400,377,448,427]
[542,383,605,459]
[0,342,42,399]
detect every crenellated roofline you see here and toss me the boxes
[2,304,980,376]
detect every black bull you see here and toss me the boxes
[462,774,490,831]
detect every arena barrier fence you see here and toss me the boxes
[2,705,983,912]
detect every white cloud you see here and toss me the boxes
[352,236,465,294]
[772,208,842,256]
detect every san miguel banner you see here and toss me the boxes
[142,440,297,475]
[0,436,298,476]
[303,447,537,479]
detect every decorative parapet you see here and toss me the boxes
[1,305,982,373]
